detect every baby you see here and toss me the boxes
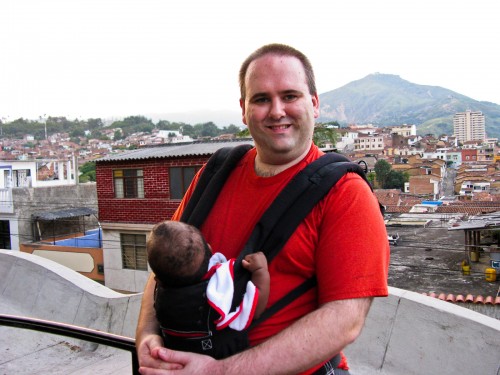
[146,220,270,359]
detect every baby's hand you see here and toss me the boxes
[242,252,268,273]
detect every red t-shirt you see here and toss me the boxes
[172,144,389,373]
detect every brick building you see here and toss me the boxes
[94,139,253,292]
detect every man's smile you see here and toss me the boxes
[267,125,291,131]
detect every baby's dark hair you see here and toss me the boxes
[147,221,211,287]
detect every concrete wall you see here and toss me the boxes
[0,249,141,337]
[346,287,500,375]
[1,251,499,375]
[2,183,98,250]
[101,225,152,293]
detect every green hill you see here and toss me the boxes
[318,73,500,138]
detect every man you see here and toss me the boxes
[136,43,389,374]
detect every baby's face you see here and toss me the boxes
[192,239,213,273]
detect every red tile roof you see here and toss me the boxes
[436,206,498,215]
[385,206,412,213]
[422,292,500,305]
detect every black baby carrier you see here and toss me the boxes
[154,144,375,359]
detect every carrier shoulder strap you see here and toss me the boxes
[230,153,372,321]
[180,144,253,227]
[180,145,377,324]
[234,153,371,269]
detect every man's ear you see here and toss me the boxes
[240,98,248,125]
[312,93,320,119]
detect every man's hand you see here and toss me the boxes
[137,333,183,371]
[135,275,184,372]
[139,347,219,375]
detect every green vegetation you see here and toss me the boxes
[313,122,339,148]
[374,159,408,190]
[79,162,96,183]
[0,116,245,141]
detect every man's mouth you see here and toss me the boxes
[267,125,291,130]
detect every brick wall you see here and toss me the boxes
[408,175,435,195]
[96,156,209,224]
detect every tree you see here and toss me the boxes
[114,130,124,140]
[237,128,250,138]
[222,124,243,134]
[87,118,104,130]
[313,123,338,148]
[70,128,85,138]
[79,162,96,183]
[374,159,392,188]
[181,124,195,137]
[197,122,219,137]
[384,170,408,190]
[366,172,376,186]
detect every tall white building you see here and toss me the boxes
[453,110,486,142]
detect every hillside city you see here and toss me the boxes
[1,110,498,202]
[1,110,499,374]
[1,109,499,299]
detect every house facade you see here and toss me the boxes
[354,134,385,151]
[94,140,253,292]
[0,157,94,251]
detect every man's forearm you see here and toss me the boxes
[211,297,373,375]
[136,274,161,344]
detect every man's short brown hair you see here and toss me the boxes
[238,43,317,100]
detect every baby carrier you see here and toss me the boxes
[154,144,377,359]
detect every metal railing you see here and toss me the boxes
[0,314,139,374]
[0,188,14,213]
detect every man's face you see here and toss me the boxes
[240,54,319,165]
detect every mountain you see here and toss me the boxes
[318,73,500,139]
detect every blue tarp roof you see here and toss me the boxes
[422,201,443,206]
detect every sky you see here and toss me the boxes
[1,0,499,126]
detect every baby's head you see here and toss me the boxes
[147,221,212,287]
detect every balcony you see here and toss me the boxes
[0,188,13,213]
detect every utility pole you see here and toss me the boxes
[40,114,47,140]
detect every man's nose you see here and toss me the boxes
[268,99,286,120]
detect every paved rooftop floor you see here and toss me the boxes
[387,224,499,297]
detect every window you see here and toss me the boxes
[12,169,31,187]
[114,169,144,198]
[0,220,11,250]
[169,166,200,199]
[121,233,147,270]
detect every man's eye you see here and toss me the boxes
[253,97,269,103]
[283,95,297,101]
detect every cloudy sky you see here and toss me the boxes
[1,0,499,125]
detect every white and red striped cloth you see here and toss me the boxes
[205,253,259,331]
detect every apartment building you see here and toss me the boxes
[453,110,486,142]
[387,124,417,137]
[354,134,385,151]
[94,139,253,292]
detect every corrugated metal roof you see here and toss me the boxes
[32,207,97,221]
[448,211,500,230]
[95,139,254,163]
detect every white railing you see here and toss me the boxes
[0,188,14,213]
